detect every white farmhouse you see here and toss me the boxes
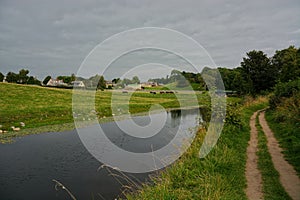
[71,81,85,88]
[46,78,67,86]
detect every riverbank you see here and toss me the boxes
[0,83,212,142]
[125,98,268,199]
[0,105,206,143]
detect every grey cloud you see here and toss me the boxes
[0,0,299,79]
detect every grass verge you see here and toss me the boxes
[124,99,268,199]
[256,114,292,200]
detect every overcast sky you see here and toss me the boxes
[0,0,299,80]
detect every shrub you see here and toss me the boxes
[269,78,300,109]
[225,103,242,127]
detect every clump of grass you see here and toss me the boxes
[256,114,292,200]
[243,95,268,108]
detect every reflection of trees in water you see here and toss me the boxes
[169,108,209,126]
[199,107,211,122]
[169,108,210,126]
[170,108,210,120]
[170,109,181,119]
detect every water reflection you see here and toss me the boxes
[0,108,201,200]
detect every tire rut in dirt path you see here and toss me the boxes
[259,111,300,200]
[245,111,263,200]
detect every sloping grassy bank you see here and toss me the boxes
[125,98,268,200]
[0,83,208,142]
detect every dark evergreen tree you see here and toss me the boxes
[97,75,106,90]
[241,50,275,94]
[6,72,18,83]
[43,76,51,85]
[272,46,300,82]
[0,72,4,82]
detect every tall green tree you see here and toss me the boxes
[97,75,106,90]
[122,78,132,86]
[0,72,4,82]
[71,73,76,82]
[6,72,18,83]
[27,76,41,85]
[18,69,29,83]
[43,76,51,85]
[241,50,275,94]
[272,46,300,82]
[112,78,120,84]
[132,76,140,84]
[57,75,72,84]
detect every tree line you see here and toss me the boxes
[0,69,41,85]
[0,69,141,90]
[149,45,299,95]
[221,45,300,95]
[0,45,299,95]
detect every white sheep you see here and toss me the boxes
[11,126,21,131]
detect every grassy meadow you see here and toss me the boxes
[0,82,209,141]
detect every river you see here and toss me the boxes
[0,108,201,200]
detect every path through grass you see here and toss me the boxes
[125,100,268,199]
[256,115,291,200]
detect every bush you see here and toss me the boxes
[269,78,300,109]
[272,92,300,123]
[225,103,242,127]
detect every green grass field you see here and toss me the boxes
[0,83,210,141]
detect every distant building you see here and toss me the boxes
[46,78,67,86]
[71,81,85,88]
[141,82,158,88]
[105,81,116,88]
[3,76,7,83]
[125,84,142,90]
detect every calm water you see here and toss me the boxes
[0,109,200,200]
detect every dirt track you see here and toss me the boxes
[245,111,263,200]
[245,110,300,200]
[259,111,300,200]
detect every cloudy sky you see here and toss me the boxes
[0,0,299,80]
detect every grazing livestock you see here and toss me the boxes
[166,91,174,94]
[11,126,21,131]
